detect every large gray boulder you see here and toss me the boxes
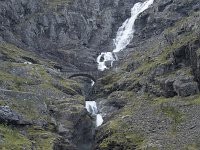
[173,80,199,97]
[0,106,31,125]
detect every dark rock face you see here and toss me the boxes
[96,91,129,120]
[173,78,199,97]
[158,75,199,97]
[0,0,140,71]
[0,106,31,125]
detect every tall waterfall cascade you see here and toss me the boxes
[97,0,154,71]
[85,101,103,127]
[88,0,154,127]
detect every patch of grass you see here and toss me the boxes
[98,116,145,149]
[100,73,121,86]
[158,105,184,133]
[26,126,59,150]
[187,94,200,105]
[0,124,32,150]
[120,94,146,116]
[0,43,39,63]
[161,106,183,123]
[0,70,35,91]
[164,10,200,34]
[151,97,174,105]
[183,142,200,150]
[99,132,144,150]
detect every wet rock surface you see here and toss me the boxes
[0,105,31,125]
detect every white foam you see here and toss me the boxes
[85,101,98,115]
[97,52,116,71]
[85,101,103,127]
[91,80,95,86]
[24,61,32,64]
[96,114,104,127]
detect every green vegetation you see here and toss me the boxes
[98,94,150,149]
[100,72,122,87]
[159,105,184,132]
[0,68,35,91]
[0,124,32,150]
[151,97,174,105]
[152,94,200,105]
[99,118,144,149]
[99,132,144,150]
[26,126,59,150]
[184,143,200,150]
[0,43,39,64]
[0,124,62,150]
[186,94,200,105]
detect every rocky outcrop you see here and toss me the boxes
[0,105,31,125]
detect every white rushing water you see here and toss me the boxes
[85,101,103,127]
[96,114,104,127]
[97,0,154,71]
[91,80,95,87]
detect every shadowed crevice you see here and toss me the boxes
[69,73,96,82]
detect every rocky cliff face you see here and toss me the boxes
[0,0,139,71]
[0,0,200,149]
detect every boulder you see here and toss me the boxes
[160,78,177,97]
[0,106,31,125]
[173,80,199,97]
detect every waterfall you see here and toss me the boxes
[97,0,154,71]
[85,80,103,127]
[87,0,154,128]
[96,114,104,127]
[85,101,103,127]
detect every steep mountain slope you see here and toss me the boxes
[0,42,95,149]
[0,0,200,150]
[94,0,200,149]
